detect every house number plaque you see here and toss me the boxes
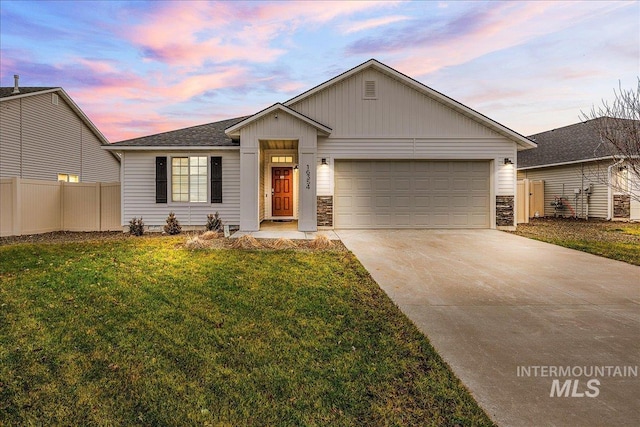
[305,164,311,189]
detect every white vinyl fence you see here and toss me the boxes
[0,177,120,237]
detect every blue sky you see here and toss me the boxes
[1,0,638,141]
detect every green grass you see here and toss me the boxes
[530,237,640,266]
[0,237,493,426]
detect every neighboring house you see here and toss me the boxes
[518,118,640,221]
[106,59,535,232]
[0,76,120,182]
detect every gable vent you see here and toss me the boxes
[52,93,59,105]
[363,80,377,99]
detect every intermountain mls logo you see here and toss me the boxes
[516,365,638,397]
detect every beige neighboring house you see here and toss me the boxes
[518,118,640,221]
[106,59,536,232]
[0,76,120,182]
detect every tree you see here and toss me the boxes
[581,79,640,203]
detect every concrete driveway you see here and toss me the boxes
[336,229,639,427]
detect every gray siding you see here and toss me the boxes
[290,68,502,139]
[519,163,608,218]
[121,150,240,226]
[0,97,21,177]
[0,92,119,182]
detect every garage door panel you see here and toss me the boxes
[375,196,391,208]
[335,160,490,229]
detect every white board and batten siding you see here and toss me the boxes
[519,163,608,218]
[121,151,240,227]
[0,92,120,182]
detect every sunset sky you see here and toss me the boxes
[1,0,638,142]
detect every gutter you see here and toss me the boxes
[102,145,240,151]
[607,159,625,220]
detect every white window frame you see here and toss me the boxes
[171,156,208,203]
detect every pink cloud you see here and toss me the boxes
[342,15,411,34]
[127,1,400,68]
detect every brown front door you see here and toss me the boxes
[272,167,293,216]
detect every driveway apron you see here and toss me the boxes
[337,229,640,427]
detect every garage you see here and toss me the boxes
[334,160,490,228]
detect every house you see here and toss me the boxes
[0,75,120,183]
[105,59,535,232]
[518,118,640,221]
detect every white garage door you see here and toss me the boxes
[334,160,490,228]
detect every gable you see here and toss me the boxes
[285,59,535,149]
[290,67,508,140]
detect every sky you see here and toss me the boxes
[1,0,638,142]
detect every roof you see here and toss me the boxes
[0,87,58,98]
[225,103,332,137]
[285,59,537,150]
[108,116,248,149]
[518,118,637,169]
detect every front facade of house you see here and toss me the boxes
[0,85,120,183]
[518,119,640,221]
[108,60,535,231]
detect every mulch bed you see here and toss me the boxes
[0,231,347,252]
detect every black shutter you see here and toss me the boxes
[211,156,222,203]
[156,156,167,203]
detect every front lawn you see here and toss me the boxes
[513,218,640,265]
[0,237,493,426]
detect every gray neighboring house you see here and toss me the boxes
[518,118,639,220]
[107,59,536,232]
[0,77,120,182]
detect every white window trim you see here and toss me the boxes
[169,155,209,204]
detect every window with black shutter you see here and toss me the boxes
[155,156,167,203]
[211,156,222,203]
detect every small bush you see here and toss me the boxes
[201,231,219,240]
[231,235,262,249]
[128,217,144,236]
[271,238,297,249]
[163,212,182,235]
[185,236,209,249]
[206,212,223,232]
[309,234,334,249]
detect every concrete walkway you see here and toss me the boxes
[231,220,340,240]
[337,229,640,427]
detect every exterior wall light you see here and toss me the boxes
[321,158,328,165]
[504,158,513,165]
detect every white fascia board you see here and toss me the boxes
[517,156,614,170]
[102,145,240,151]
[225,103,332,136]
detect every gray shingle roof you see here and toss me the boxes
[110,116,249,147]
[0,87,58,98]
[519,118,634,169]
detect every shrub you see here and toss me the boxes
[185,236,209,249]
[271,238,297,249]
[128,217,144,236]
[201,231,219,240]
[231,235,262,249]
[163,212,182,235]
[309,234,334,249]
[206,212,223,232]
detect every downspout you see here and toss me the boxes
[607,159,625,220]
